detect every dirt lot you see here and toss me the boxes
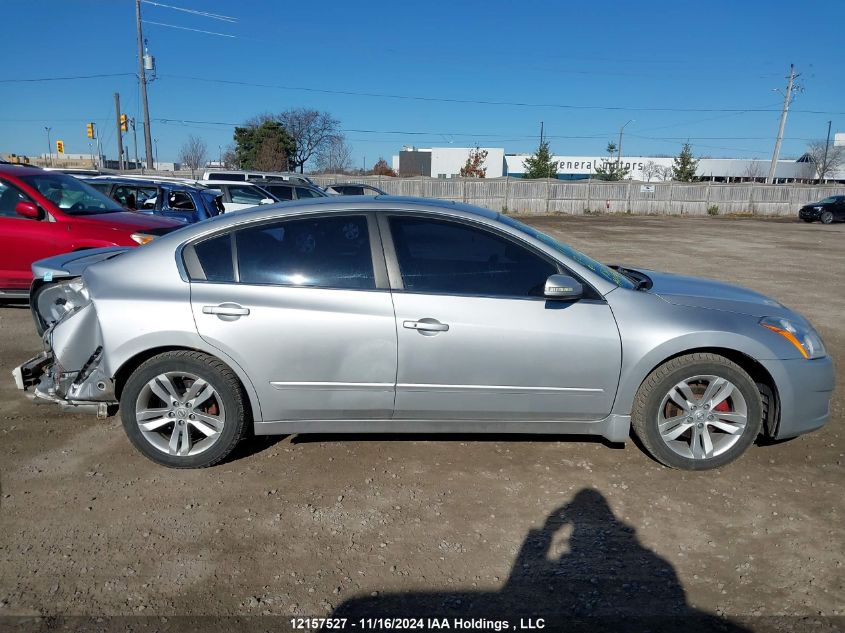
[1,215,843,630]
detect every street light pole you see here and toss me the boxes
[154,139,159,170]
[821,120,832,185]
[44,127,52,167]
[135,0,154,169]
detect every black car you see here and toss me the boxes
[326,182,387,196]
[254,181,329,201]
[84,176,224,224]
[799,195,845,224]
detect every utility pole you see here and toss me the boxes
[135,0,154,169]
[540,121,544,145]
[131,117,140,172]
[154,139,159,169]
[820,120,832,184]
[618,120,633,177]
[114,92,125,171]
[44,127,52,167]
[767,64,798,184]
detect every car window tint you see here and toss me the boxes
[0,180,31,218]
[235,215,374,289]
[295,187,321,199]
[268,185,293,200]
[389,216,556,297]
[194,234,234,282]
[344,186,365,196]
[228,185,265,205]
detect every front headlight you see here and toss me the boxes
[813,206,824,211]
[130,232,155,245]
[760,316,826,359]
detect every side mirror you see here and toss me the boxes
[544,274,583,300]
[260,198,275,205]
[15,200,41,220]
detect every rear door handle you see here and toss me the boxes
[403,318,449,332]
[202,303,250,317]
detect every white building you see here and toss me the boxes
[396,146,843,182]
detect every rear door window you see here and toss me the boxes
[228,185,265,205]
[192,234,234,282]
[235,215,374,289]
[295,187,321,199]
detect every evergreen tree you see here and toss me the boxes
[672,143,700,182]
[594,142,630,181]
[523,141,558,179]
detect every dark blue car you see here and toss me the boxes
[83,176,224,224]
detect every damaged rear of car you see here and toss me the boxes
[14,249,127,417]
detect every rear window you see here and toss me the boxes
[207,172,246,181]
[194,234,234,282]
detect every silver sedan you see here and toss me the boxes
[13,197,834,470]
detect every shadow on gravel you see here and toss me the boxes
[331,488,750,632]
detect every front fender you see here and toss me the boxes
[608,291,794,416]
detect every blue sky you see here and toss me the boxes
[2,0,843,168]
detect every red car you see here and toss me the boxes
[0,165,183,296]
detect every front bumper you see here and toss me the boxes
[760,355,835,439]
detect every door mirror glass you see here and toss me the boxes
[15,200,41,220]
[544,274,583,300]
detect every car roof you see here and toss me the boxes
[0,164,45,176]
[83,176,208,191]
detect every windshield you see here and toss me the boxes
[21,173,125,215]
[499,214,635,289]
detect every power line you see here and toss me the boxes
[158,74,845,115]
[0,72,135,83]
[140,1,237,23]
[142,20,236,38]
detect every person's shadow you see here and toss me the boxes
[332,488,749,632]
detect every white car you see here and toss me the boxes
[201,181,277,212]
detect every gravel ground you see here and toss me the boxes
[0,214,842,631]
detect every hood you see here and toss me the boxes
[71,211,184,231]
[32,247,130,281]
[642,269,801,320]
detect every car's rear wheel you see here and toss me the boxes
[120,351,248,468]
[820,210,834,224]
[631,353,763,470]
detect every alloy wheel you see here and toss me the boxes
[134,371,226,457]
[656,374,748,460]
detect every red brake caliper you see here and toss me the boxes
[714,400,731,412]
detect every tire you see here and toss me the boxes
[120,351,249,468]
[631,353,763,470]
[820,211,834,225]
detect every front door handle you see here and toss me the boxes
[403,318,449,333]
[202,303,250,319]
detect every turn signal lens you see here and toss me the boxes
[760,316,826,360]
[130,233,155,246]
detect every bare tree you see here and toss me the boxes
[314,135,353,174]
[743,161,765,182]
[221,144,238,169]
[656,165,674,181]
[277,108,341,173]
[179,135,207,178]
[642,160,661,182]
[805,140,845,183]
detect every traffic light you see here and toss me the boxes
[86,122,95,139]
[56,140,65,154]
[120,114,128,133]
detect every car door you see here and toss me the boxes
[382,213,622,421]
[187,212,397,421]
[0,178,68,289]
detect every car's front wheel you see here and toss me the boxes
[120,351,248,468]
[631,353,763,470]
[820,210,834,224]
